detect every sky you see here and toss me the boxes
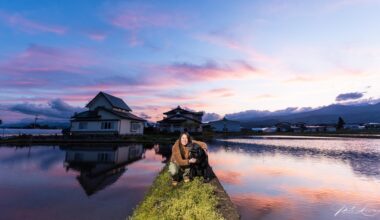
[0,0,380,124]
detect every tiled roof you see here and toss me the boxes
[71,111,100,119]
[71,107,146,122]
[158,114,202,124]
[163,105,204,116]
[86,92,132,112]
[101,108,146,122]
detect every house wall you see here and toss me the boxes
[71,119,144,135]
[115,144,144,163]
[119,119,144,135]
[70,121,120,134]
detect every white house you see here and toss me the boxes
[70,92,146,135]
[208,117,241,132]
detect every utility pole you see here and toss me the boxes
[0,119,3,138]
[34,115,39,129]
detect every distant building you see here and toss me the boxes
[344,124,365,130]
[251,127,265,133]
[208,117,241,132]
[275,122,292,132]
[364,123,380,129]
[263,127,277,133]
[157,106,203,133]
[70,92,146,135]
[304,125,336,132]
[325,126,337,132]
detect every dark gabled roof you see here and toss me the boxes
[86,92,132,112]
[71,111,100,119]
[71,107,146,122]
[163,105,204,116]
[157,114,202,124]
[101,108,146,122]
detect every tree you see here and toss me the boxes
[337,117,345,130]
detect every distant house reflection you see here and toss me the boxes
[154,143,172,163]
[61,144,145,196]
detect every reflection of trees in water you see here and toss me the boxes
[211,140,380,180]
[61,143,171,196]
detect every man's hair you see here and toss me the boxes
[179,132,192,147]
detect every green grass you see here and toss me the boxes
[130,166,224,220]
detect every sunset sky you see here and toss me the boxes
[1,0,380,123]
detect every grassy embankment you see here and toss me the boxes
[130,165,239,220]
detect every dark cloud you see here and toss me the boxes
[202,112,222,122]
[336,92,364,101]
[226,107,317,120]
[139,112,151,120]
[8,99,84,120]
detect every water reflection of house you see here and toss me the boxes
[344,124,366,130]
[364,122,380,129]
[305,125,336,132]
[63,144,144,196]
[208,117,241,132]
[153,144,172,163]
[70,92,146,135]
[157,106,204,133]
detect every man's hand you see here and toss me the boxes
[189,158,197,163]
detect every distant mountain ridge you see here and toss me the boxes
[226,102,380,128]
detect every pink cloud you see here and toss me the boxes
[0,44,95,75]
[0,10,67,34]
[159,60,259,81]
[283,75,318,83]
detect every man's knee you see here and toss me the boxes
[168,162,179,176]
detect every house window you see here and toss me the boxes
[98,153,109,162]
[131,122,141,132]
[101,121,114,129]
[79,122,87,129]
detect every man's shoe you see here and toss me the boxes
[172,180,178,186]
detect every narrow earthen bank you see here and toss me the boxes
[130,165,240,220]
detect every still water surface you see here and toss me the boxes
[0,136,379,220]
